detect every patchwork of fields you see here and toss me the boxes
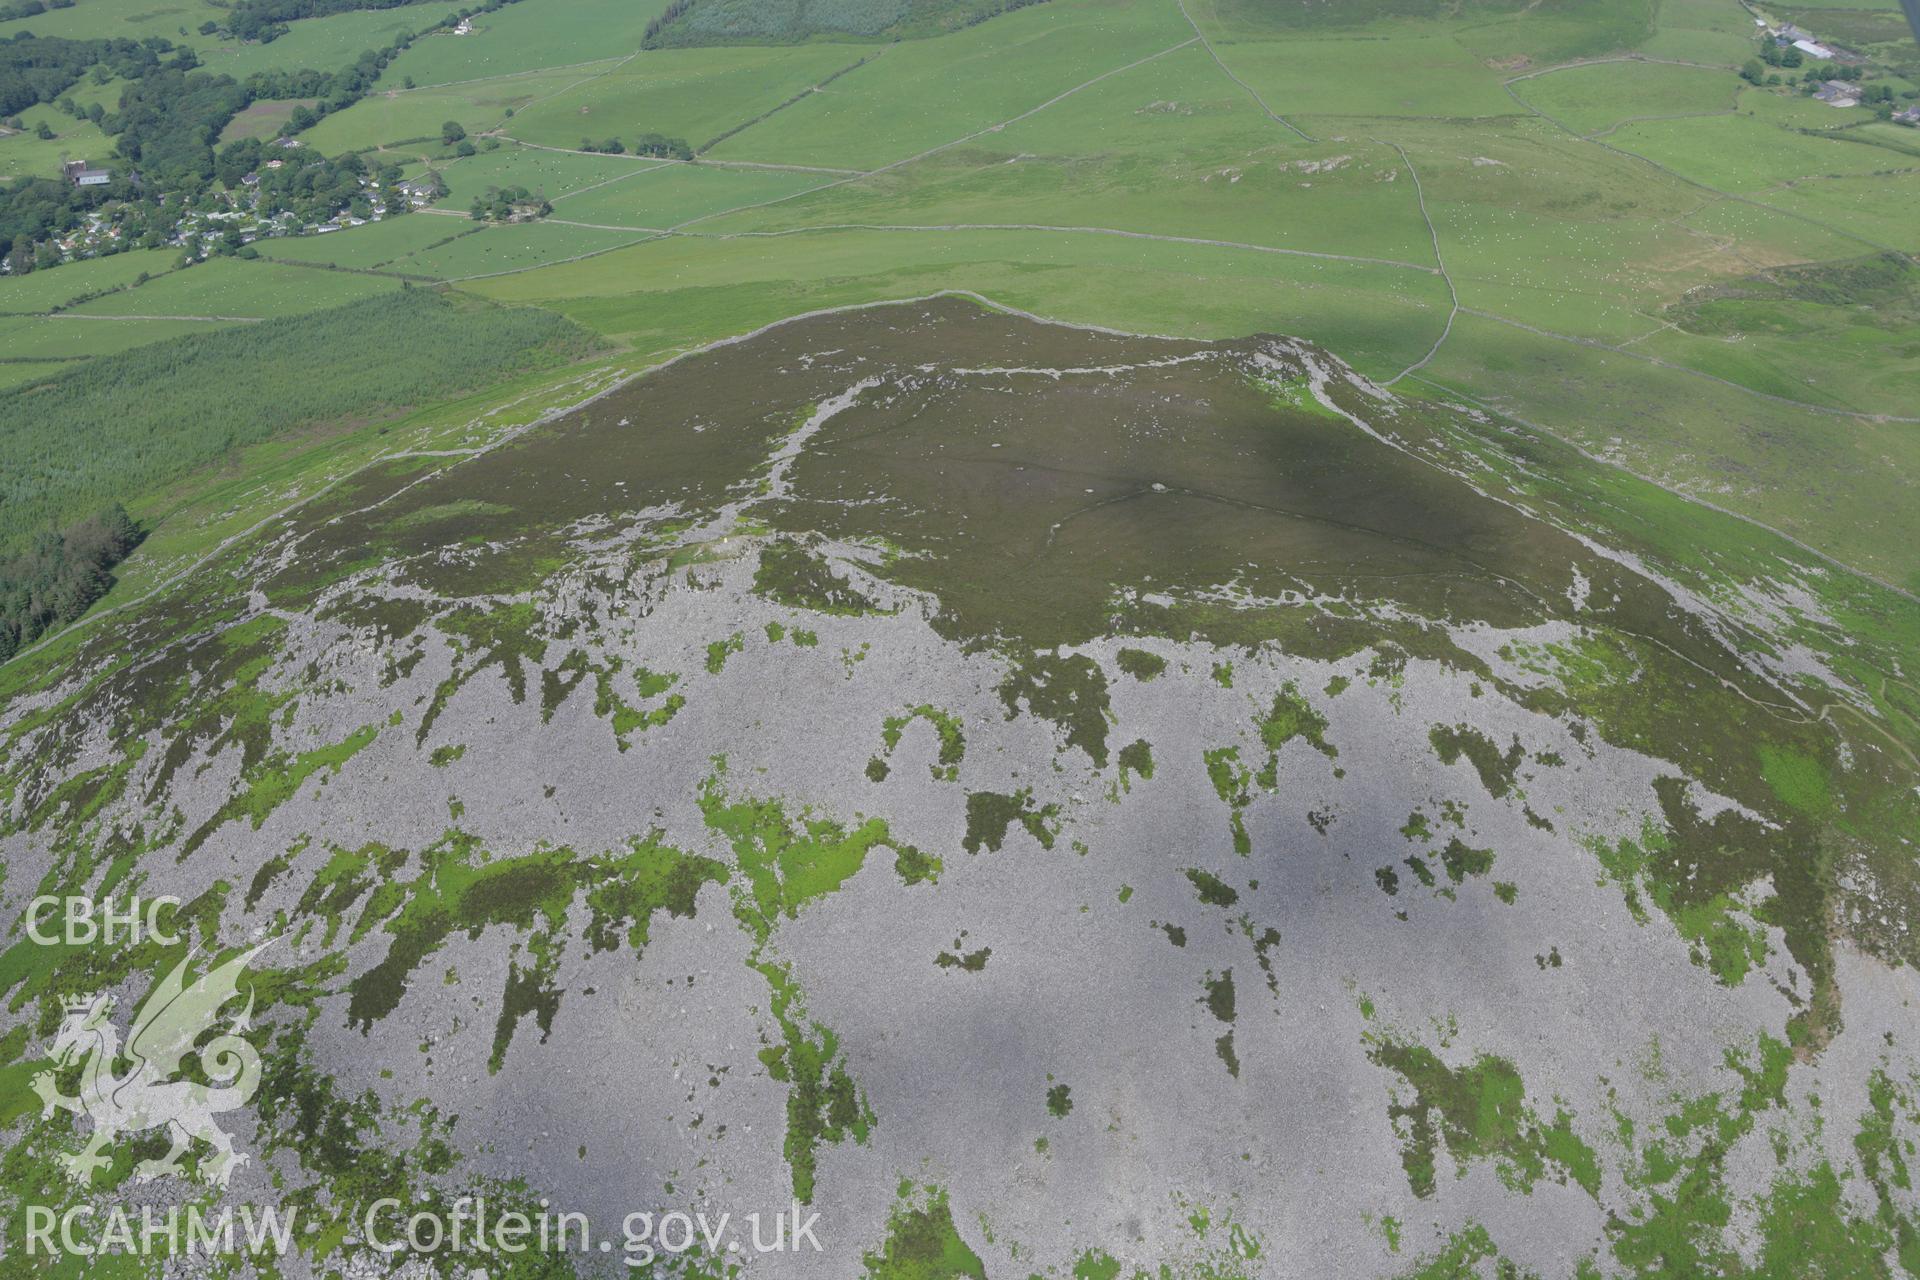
[7,0,1910,585]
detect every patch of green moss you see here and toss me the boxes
[181,721,380,858]
[1585,809,1770,987]
[861,1183,985,1280]
[1258,682,1336,759]
[756,958,873,1204]
[1202,970,1235,1023]
[1185,868,1239,908]
[1115,647,1167,681]
[879,706,967,782]
[705,632,744,674]
[1429,723,1524,799]
[1757,745,1831,819]
[418,603,545,746]
[700,766,934,944]
[962,789,1059,853]
[998,650,1111,768]
[1438,837,1495,884]
[754,539,885,615]
[1117,738,1155,788]
[1203,746,1253,855]
[935,946,990,972]
[1367,1034,1600,1201]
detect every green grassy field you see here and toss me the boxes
[219,98,324,143]
[380,218,653,278]
[1631,0,1755,63]
[375,0,671,88]
[433,146,664,204]
[1511,60,1741,135]
[695,45,1437,264]
[0,0,223,45]
[1420,308,1920,589]
[0,249,176,312]
[503,44,866,152]
[0,359,74,389]
[194,7,443,78]
[68,256,405,317]
[463,221,1451,374]
[0,288,600,550]
[550,162,831,229]
[0,313,232,360]
[300,67,607,153]
[252,212,474,269]
[703,0,1194,170]
[0,104,114,182]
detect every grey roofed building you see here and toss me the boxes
[62,159,111,186]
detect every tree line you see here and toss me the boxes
[577,132,692,160]
[0,503,142,662]
[223,0,442,45]
[0,0,74,24]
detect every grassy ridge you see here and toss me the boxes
[0,288,597,554]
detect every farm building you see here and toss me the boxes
[1895,106,1920,126]
[62,160,110,187]
[1793,38,1835,59]
[1814,80,1860,107]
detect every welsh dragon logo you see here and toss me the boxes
[32,941,272,1188]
